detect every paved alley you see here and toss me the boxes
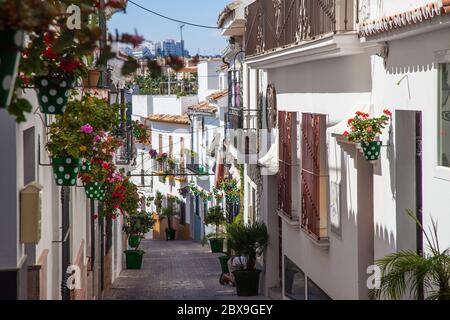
[103,240,266,300]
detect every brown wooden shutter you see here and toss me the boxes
[169,136,173,157]
[301,113,326,239]
[278,111,295,217]
[159,134,163,154]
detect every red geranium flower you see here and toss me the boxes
[42,47,57,60]
[342,131,349,137]
[383,109,392,117]
[348,118,354,125]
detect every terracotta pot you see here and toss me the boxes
[88,70,101,87]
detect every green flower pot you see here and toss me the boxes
[35,76,72,115]
[52,157,81,186]
[124,250,145,269]
[361,141,382,161]
[128,235,140,249]
[233,269,262,297]
[84,182,106,201]
[80,160,91,173]
[0,29,24,109]
[165,229,176,241]
[209,238,224,253]
[218,255,230,274]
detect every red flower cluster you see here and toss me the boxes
[120,33,144,47]
[60,59,83,73]
[42,47,57,60]
[355,111,369,119]
[383,109,392,117]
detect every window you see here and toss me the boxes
[439,62,450,167]
[301,113,328,239]
[278,111,297,218]
[23,127,35,185]
[284,256,305,300]
[284,256,332,300]
[307,278,331,300]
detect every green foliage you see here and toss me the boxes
[371,209,450,300]
[123,211,156,250]
[227,222,269,270]
[160,204,177,232]
[46,94,120,159]
[154,191,163,214]
[0,0,58,32]
[345,111,391,144]
[8,96,32,123]
[205,206,226,238]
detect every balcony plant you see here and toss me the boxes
[343,110,391,161]
[154,191,163,214]
[103,175,141,218]
[370,210,450,300]
[132,120,150,145]
[227,222,269,296]
[160,204,177,241]
[46,121,93,187]
[79,159,111,201]
[0,0,56,110]
[204,205,226,253]
[21,30,88,114]
[123,211,156,270]
[178,186,190,198]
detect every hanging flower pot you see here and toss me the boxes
[0,29,24,109]
[361,141,382,161]
[84,182,106,201]
[35,76,72,115]
[52,157,81,186]
[80,160,91,173]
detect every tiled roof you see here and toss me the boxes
[188,101,218,114]
[359,1,449,37]
[207,89,228,101]
[217,0,241,28]
[177,67,197,73]
[147,114,190,125]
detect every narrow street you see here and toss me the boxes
[103,240,267,300]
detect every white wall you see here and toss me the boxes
[198,60,222,101]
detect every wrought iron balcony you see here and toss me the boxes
[185,155,209,175]
[245,0,356,57]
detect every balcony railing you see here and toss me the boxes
[186,155,209,175]
[245,0,355,57]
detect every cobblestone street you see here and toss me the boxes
[103,240,267,300]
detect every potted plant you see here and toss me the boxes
[46,121,91,186]
[227,222,269,296]
[123,211,156,269]
[370,210,450,300]
[79,160,110,201]
[132,120,150,144]
[204,205,226,253]
[343,110,391,162]
[160,204,177,241]
[0,0,56,109]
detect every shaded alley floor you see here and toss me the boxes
[103,240,268,300]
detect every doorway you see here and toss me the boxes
[395,111,423,255]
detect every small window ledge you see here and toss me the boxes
[301,227,330,250]
[277,210,300,230]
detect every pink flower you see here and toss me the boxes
[81,124,93,134]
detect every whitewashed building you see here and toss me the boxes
[220,0,450,300]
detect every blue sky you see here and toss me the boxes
[109,0,231,55]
